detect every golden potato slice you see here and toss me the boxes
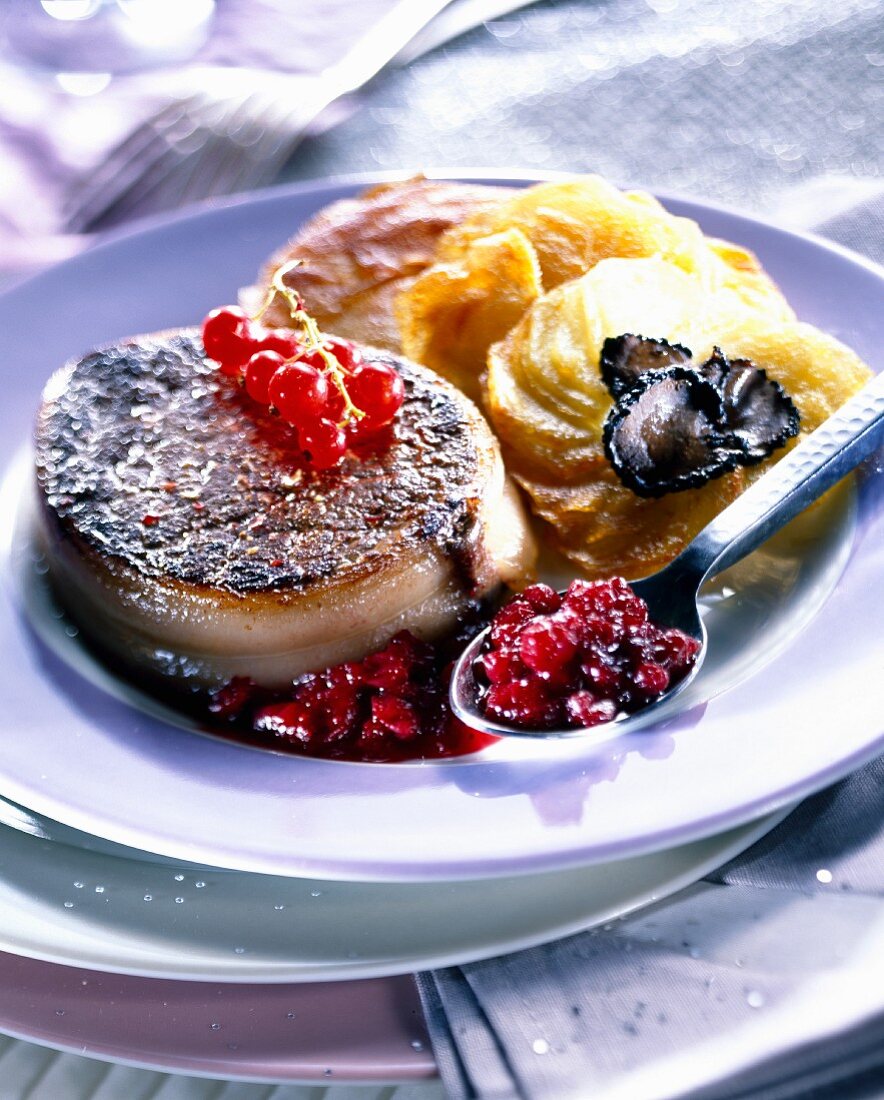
[698,319,872,434]
[486,254,872,579]
[700,318,873,490]
[394,227,542,402]
[397,178,793,399]
[485,256,750,477]
[516,463,745,581]
[435,177,713,288]
[706,238,795,323]
[484,256,756,577]
[256,177,513,350]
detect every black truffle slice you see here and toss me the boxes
[600,334,693,399]
[696,346,729,389]
[603,367,742,497]
[701,350,800,464]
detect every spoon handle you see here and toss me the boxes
[673,369,884,585]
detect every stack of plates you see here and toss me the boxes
[0,174,880,1087]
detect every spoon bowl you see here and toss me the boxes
[450,564,708,742]
[451,369,884,739]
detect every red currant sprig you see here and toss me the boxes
[200,261,404,470]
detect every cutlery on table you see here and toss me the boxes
[64,0,535,233]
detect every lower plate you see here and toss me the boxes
[0,810,788,1082]
[0,955,434,1084]
[0,807,789,983]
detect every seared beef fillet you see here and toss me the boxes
[35,330,535,688]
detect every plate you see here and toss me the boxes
[0,800,789,982]
[0,171,881,880]
[0,953,435,1084]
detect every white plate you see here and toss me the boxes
[0,171,880,880]
[0,807,788,982]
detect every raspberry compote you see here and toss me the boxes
[473,579,701,731]
[208,628,498,763]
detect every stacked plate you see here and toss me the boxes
[0,173,880,1086]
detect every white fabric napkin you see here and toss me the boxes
[418,756,884,1099]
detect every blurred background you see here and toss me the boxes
[0,0,881,287]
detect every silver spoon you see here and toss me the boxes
[451,369,884,739]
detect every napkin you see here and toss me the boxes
[415,199,884,1100]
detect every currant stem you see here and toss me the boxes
[260,260,365,426]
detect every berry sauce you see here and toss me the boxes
[473,579,701,730]
[206,627,499,764]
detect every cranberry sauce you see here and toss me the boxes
[473,580,700,730]
[207,625,498,763]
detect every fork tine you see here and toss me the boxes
[63,100,186,223]
[128,102,282,218]
[99,99,278,227]
[197,95,324,201]
[63,94,211,232]
[169,130,257,210]
[103,96,198,162]
[78,136,215,230]
[152,91,304,212]
[172,93,273,205]
[179,109,300,205]
[210,129,304,201]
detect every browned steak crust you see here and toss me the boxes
[35,330,493,596]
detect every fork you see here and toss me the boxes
[64,0,528,233]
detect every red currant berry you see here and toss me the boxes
[292,351,348,411]
[244,350,286,404]
[300,418,347,469]
[563,579,612,616]
[489,598,535,649]
[581,658,623,697]
[254,702,316,744]
[201,306,255,373]
[483,679,560,728]
[201,305,248,352]
[653,629,701,674]
[575,612,619,650]
[268,362,330,425]
[361,646,414,690]
[319,681,360,742]
[474,647,526,685]
[255,329,300,359]
[322,336,362,374]
[371,695,420,741]
[320,381,346,423]
[208,676,256,719]
[348,362,405,431]
[617,596,648,628]
[291,348,324,372]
